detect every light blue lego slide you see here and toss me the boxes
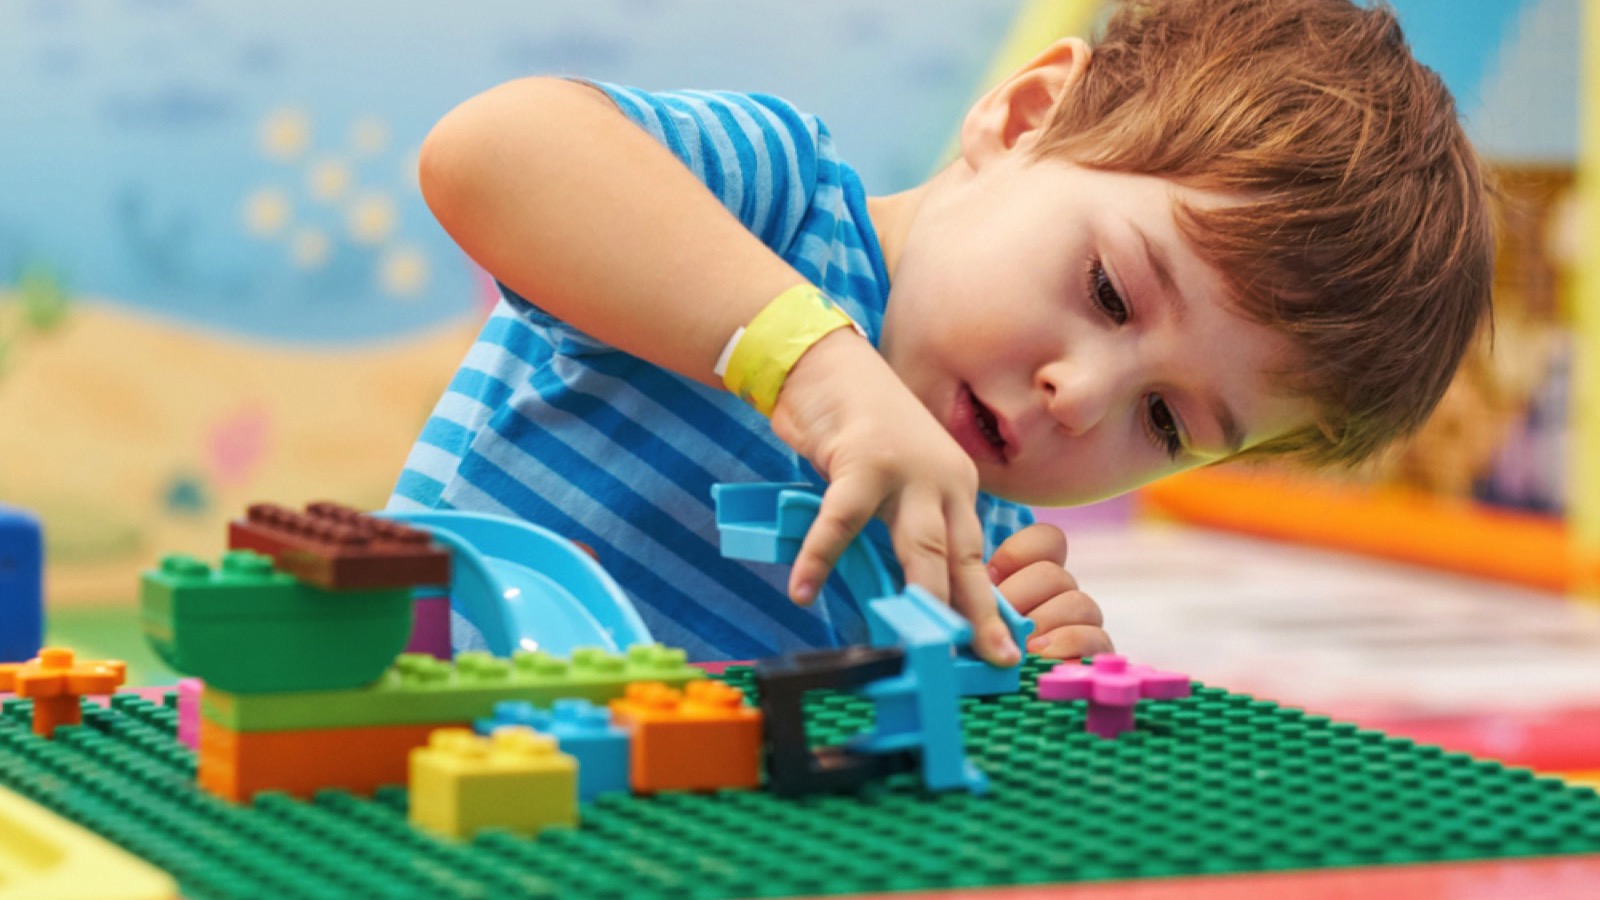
[381,484,1030,674]
[380,510,653,657]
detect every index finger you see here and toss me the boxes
[790,475,882,605]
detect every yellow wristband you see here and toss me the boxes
[717,285,863,417]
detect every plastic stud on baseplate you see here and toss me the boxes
[1036,654,1191,738]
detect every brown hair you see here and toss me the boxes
[1033,0,1495,466]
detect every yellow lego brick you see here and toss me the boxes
[0,784,178,900]
[408,727,578,840]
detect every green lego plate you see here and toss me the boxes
[2,658,1599,900]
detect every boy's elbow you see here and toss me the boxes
[417,92,508,231]
[417,115,471,228]
[417,77,605,230]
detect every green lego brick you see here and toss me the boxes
[201,645,706,732]
[141,550,413,694]
[0,658,1597,900]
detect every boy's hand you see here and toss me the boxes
[771,329,1020,667]
[987,523,1112,660]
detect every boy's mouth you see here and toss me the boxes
[956,383,1010,464]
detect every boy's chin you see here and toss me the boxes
[982,475,1118,508]
[976,473,1047,506]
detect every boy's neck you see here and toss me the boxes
[866,184,929,282]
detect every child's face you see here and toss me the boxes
[876,156,1316,506]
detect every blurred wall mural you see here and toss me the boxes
[0,0,1578,604]
[0,0,1016,603]
[1382,0,1579,515]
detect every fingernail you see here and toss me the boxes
[792,582,815,605]
[995,636,1020,666]
[987,565,1000,584]
[1026,636,1046,654]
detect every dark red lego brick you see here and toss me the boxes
[228,501,451,590]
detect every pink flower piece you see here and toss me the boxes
[1036,654,1191,739]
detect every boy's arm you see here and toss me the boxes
[421,78,797,380]
[420,77,1018,666]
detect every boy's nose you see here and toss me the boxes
[1036,361,1116,437]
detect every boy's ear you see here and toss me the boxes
[961,37,1091,169]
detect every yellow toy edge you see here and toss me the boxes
[1576,0,1600,597]
[0,784,177,900]
[1562,770,1600,790]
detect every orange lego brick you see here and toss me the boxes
[198,717,457,802]
[609,680,762,793]
[228,501,451,590]
[0,647,126,737]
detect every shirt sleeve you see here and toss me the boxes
[978,494,1038,559]
[586,81,823,258]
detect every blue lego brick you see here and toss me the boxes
[477,698,631,801]
[0,506,43,664]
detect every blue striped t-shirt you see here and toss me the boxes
[389,83,1034,661]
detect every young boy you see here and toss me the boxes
[389,0,1492,666]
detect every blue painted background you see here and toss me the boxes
[0,0,1573,345]
[0,0,1014,344]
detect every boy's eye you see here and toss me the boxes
[1088,259,1128,325]
[1146,394,1183,460]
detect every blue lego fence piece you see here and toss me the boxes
[476,698,631,801]
[712,483,1033,695]
[381,510,654,658]
[955,614,1033,697]
[0,506,43,664]
[712,483,899,602]
[850,588,987,794]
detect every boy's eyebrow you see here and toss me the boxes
[1132,222,1245,454]
[1134,225,1183,323]
[1211,397,1245,455]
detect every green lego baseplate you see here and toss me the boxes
[3,657,1599,900]
[202,645,705,732]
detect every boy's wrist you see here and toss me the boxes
[767,326,881,445]
[717,284,865,417]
